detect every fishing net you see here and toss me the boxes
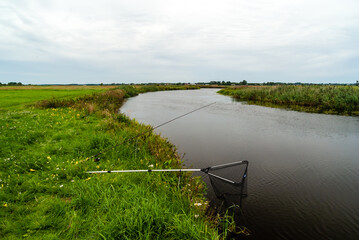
[88,159,248,206]
[203,161,248,201]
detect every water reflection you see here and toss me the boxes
[121,89,359,240]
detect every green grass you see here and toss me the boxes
[0,86,236,239]
[0,88,107,110]
[219,85,359,116]
[0,84,199,111]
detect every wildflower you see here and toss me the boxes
[96,165,100,169]
[60,185,64,188]
[194,202,202,207]
[47,156,51,160]
[71,180,75,182]
[194,214,199,218]
[148,164,154,168]
[3,203,8,207]
[85,177,91,181]
[29,169,36,172]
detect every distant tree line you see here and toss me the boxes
[1,81,358,86]
[0,82,23,86]
[196,80,248,86]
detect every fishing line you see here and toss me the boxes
[88,101,216,161]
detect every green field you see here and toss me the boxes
[0,86,238,239]
[0,86,111,110]
[219,85,359,116]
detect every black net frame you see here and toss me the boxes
[202,161,248,200]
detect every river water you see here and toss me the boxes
[120,88,359,240]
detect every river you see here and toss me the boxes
[120,88,359,240]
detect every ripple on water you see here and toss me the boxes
[121,88,359,240]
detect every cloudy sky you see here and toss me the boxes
[1,0,358,84]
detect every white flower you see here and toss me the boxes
[194,202,202,207]
[194,214,199,218]
[60,185,64,188]
[148,164,154,168]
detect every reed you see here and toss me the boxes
[219,85,359,115]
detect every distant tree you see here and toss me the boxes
[8,82,22,86]
[356,80,358,86]
[210,81,220,85]
[264,82,276,86]
[240,80,247,85]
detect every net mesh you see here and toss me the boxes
[206,161,248,200]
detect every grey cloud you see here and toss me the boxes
[0,0,358,84]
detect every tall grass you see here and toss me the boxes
[219,85,359,115]
[0,87,239,239]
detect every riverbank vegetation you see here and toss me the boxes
[219,85,359,116]
[0,85,199,111]
[0,85,239,239]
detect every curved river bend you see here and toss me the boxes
[121,88,359,240]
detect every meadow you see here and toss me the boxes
[0,86,108,111]
[0,85,199,111]
[218,85,359,116]
[0,85,238,239]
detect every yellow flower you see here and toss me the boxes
[47,156,51,160]
[29,169,36,172]
[85,177,91,181]
[3,203,7,207]
[96,165,100,169]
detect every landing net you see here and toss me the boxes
[203,161,248,200]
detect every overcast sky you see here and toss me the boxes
[1,0,358,84]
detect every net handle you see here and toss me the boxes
[87,169,201,174]
[87,160,249,177]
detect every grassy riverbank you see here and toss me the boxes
[219,85,359,116]
[0,85,199,111]
[0,86,236,239]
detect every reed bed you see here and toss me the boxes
[219,85,359,115]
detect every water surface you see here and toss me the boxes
[121,88,359,240]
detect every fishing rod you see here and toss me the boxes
[88,102,216,162]
[87,160,249,186]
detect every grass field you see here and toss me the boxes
[0,86,240,239]
[0,86,113,110]
[219,85,359,116]
[0,85,199,111]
